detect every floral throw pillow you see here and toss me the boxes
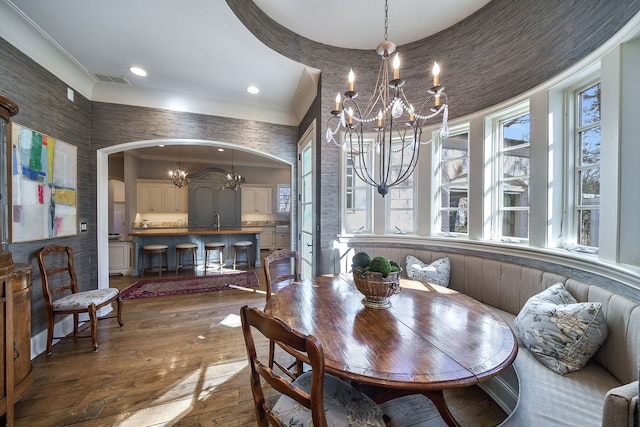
[405,256,450,287]
[514,283,608,375]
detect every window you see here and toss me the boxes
[387,137,416,233]
[438,126,469,235]
[496,108,530,240]
[574,82,601,247]
[344,137,372,233]
[277,184,291,212]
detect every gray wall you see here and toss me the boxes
[229,0,640,271]
[1,0,639,340]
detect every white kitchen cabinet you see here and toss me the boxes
[261,227,274,250]
[242,186,272,214]
[137,180,188,213]
[109,241,133,275]
[137,182,164,212]
[275,232,290,249]
[164,184,188,212]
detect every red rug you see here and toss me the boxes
[120,272,260,300]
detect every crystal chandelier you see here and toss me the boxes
[326,0,450,197]
[168,145,190,188]
[225,150,243,191]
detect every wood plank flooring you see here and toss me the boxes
[14,260,507,426]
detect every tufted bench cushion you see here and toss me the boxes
[350,244,640,427]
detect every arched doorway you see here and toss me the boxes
[96,139,294,289]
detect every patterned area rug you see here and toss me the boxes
[120,272,260,300]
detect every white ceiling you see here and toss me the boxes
[0,0,489,165]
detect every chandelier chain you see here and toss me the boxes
[384,0,389,41]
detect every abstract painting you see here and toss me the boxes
[11,123,77,242]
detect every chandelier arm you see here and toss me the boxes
[348,130,378,187]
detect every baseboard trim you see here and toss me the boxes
[30,306,114,358]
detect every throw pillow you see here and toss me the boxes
[405,255,450,287]
[514,283,608,375]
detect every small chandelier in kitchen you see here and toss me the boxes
[225,149,243,191]
[168,145,190,188]
[325,0,450,197]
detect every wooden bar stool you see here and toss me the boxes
[142,244,168,276]
[204,241,225,271]
[175,242,198,273]
[233,241,253,270]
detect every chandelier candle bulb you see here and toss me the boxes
[335,93,341,111]
[348,107,354,125]
[433,62,440,86]
[435,94,441,107]
[377,110,382,127]
[409,104,415,122]
[393,53,400,79]
[348,69,355,92]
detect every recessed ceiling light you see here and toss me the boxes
[247,86,259,94]
[129,66,147,77]
[158,144,165,147]
[217,148,225,152]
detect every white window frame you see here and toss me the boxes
[435,123,470,237]
[564,77,601,249]
[342,134,373,234]
[489,102,531,242]
[385,134,417,234]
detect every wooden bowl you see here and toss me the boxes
[352,268,402,309]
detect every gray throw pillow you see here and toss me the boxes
[514,283,608,375]
[405,256,450,287]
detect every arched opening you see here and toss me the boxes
[97,139,294,289]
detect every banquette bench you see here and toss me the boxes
[348,243,639,427]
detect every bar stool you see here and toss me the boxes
[142,244,168,276]
[233,241,253,270]
[175,242,198,273]
[204,241,225,271]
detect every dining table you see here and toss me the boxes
[264,273,518,427]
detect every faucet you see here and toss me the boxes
[214,212,220,230]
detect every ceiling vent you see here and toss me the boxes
[93,74,132,85]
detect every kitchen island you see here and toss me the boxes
[128,228,262,276]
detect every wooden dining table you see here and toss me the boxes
[264,274,518,427]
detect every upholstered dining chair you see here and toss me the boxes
[263,249,301,378]
[239,305,389,427]
[36,245,124,354]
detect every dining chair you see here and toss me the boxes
[263,249,301,378]
[239,305,389,427]
[37,245,124,354]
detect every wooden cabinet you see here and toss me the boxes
[187,169,241,229]
[242,186,272,214]
[0,263,33,426]
[109,241,133,275]
[137,181,188,213]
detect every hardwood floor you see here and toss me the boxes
[14,259,507,426]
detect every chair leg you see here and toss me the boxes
[46,315,54,355]
[88,305,98,352]
[73,313,80,335]
[268,339,276,369]
[116,296,124,327]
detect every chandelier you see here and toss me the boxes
[225,150,244,191]
[326,0,449,197]
[168,145,190,188]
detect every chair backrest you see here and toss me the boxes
[263,249,300,300]
[37,246,79,308]
[240,305,327,427]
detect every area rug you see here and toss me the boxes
[120,272,260,300]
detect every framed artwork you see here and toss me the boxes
[10,123,77,242]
